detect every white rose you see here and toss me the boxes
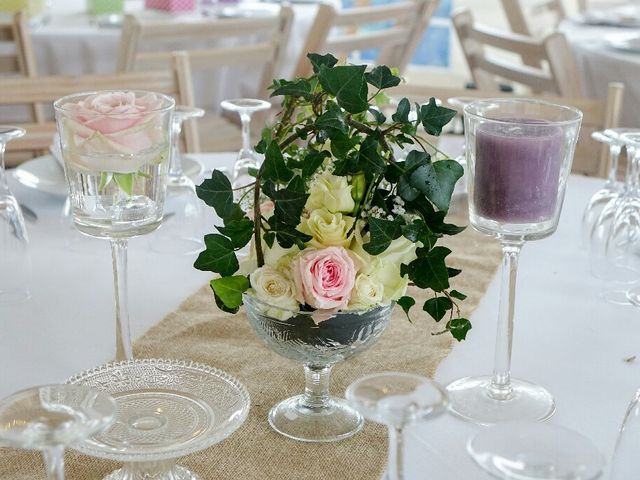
[348,273,385,309]
[300,208,355,248]
[238,237,301,276]
[306,171,355,213]
[249,266,299,320]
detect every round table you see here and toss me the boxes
[560,18,640,127]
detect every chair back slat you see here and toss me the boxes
[500,0,565,38]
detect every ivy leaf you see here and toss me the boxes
[193,234,239,277]
[402,219,437,247]
[405,150,430,171]
[397,296,415,322]
[307,52,338,73]
[316,103,348,134]
[330,133,361,159]
[450,290,467,300]
[392,98,410,123]
[216,217,254,249]
[263,141,294,184]
[448,267,462,278]
[318,64,369,114]
[196,170,241,220]
[363,216,404,255]
[409,160,464,212]
[264,231,276,248]
[357,136,386,181]
[401,246,451,292]
[113,173,134,196]
[368,108,386,125]
[273,185,309,226]
[423,296,453,322]
[302,150,330,179]
[447,317,472,341]
[398,176,420,202]
[270,78,313,100]
[419,98,456,136]
[210,275,250,311]
[365,65,401,89]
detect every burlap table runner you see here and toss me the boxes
[0,202,501,479]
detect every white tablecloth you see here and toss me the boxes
[560,18,640,127]
[1,152,637,478]
[22,0,320,110]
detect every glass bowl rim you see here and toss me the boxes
[620,131,640,148]
[53,90,176,116]
[463,97,583,126]
[242,291,395,321]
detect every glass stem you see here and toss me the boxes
[0,142,9,195]
[386,426,405,480]
[43,446,65,480]
[605,144,621,190]
[240,112,252,152]
[489,240,523,400]
[301,364,331,409]
[111,238,133,361]
[168,119,184,180]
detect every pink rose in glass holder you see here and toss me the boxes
[291,246,356,310]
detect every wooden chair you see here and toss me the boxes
[294,0,439,78]
[500,0,566,38]
[452,8,582,98]
[389,81,625,177]
[0,65,194,165]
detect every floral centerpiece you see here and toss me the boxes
[193,54,468,442]
[195,53,469,338]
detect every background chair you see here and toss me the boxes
[500,0,566,38]
[0,66,192,166]
[389,81,624,178]
[294,0,438,78]
[116,7,293,151]
[452,8,582,98]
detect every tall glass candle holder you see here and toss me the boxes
[447,99,582,425]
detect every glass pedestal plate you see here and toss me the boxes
[66,359,250,480]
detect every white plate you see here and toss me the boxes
[14,155,204,197]
[605,33,640,53]
[579,6,640,27]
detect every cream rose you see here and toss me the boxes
[58,91,169,173]
[348,273,385,309]
[306,171,355,213]
[249,266,299,319]
[300,208,355,248]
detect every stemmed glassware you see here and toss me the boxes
[150,105,205,255]
[610,390,640,479]
[54,91,175,361]
[468,422,604,480]
[0,384,116,480]
[346,373,448,480]
[220,98,271,198]
[446,99,582,424]
[0,126,32,304]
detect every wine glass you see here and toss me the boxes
[447,99,582,425]
[581,129,631,248]
[610,390,640,479]
[0,384,116,480]
[150,105,205,255]
[0,126,32,304]
[220,98,271,193]
[345,373,448,480]
[54,91,175,361]
[468,422,604,480]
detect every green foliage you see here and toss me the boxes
[196,52,469,341]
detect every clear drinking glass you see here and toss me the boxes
[243,293,392,443]
[220,98,271,196]
[468,422,604,480]
[610,390,640,480]
[150,105,205,255]
[0,384,116,480]
[0,126,32,304]
[54,91,175,361]
[446,99,582,425]
[346,373,448,480]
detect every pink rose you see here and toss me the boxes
[62,92,165,156]
[291,246,356,310]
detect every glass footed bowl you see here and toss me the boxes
[66,359,250,480]
[243,293,393,443]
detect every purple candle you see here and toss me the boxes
[474,119,564,223]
